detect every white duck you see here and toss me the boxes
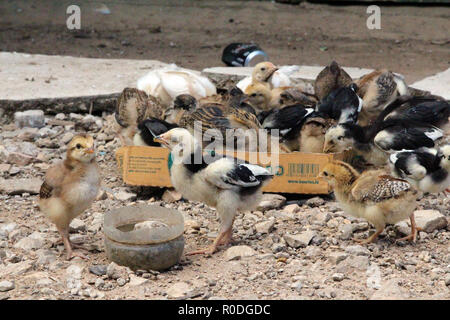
[137,64,216,107]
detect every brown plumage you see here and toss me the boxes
[115,87,165,145]
[39,134,101,260]
[318,161,420,244]
[356,70,408,126]
[314,61,353,101]
[273,87,318,109]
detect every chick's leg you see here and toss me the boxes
[354,227,384,244]
[396,214,422,243]
[57,226,87,260]
[186,209,236,256]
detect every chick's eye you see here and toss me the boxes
[250,93,257,97]
[323,171,328,176]
[338,136,344,141]
[76,144,82,149]
[261,67,266,71]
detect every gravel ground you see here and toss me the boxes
[0,112,449,300]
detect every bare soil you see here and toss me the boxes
[0,0,449,84]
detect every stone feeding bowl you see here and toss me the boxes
[104,204,184,271]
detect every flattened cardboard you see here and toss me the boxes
[116,146,346,194]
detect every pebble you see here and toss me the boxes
[331,273,344,282]
[166,281,196,299]
[69,219,86,232]
[0,178,42,195]
[89,265,108,276]
[257,194,286,211]
[255,218,275,234]
[328,252,348,265]
[106,262,129,280]
[370,278,408,300]
[0,280,15,292]
[114,190,137,202]
[283,204,300,214]
[284,231,316,248]
[305,196,325,207]
[345,245,371,256]
[14,110,45,128]
[14,231,45,250]
[61,132,74,144]
[224,245,256,261]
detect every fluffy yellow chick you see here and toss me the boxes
[318,161,420,244]
[245,82,272,112]
[39,135,101,260]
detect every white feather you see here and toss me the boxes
[424,127,443,141]
[241,163,271,176]
[393,74,409,95]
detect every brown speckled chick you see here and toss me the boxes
[318,161,420,244]
[115,87,165,145]
[314,61,353,101]
[39,134,101,260]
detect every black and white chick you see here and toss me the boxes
[133,117,178,147]
[389,145,450,194]
[383,98,450,131]
[323,119,443,166]
[258,104,314,138]
[317,83,363,124]
[154,128,273,255]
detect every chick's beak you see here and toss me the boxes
[154,134,170,147]
[323,143,332,153]
[85,148,95,154]
[265,66,278,81]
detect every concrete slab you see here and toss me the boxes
[202,65,374,83]
[0,52,168,100]
[410,68,450,99]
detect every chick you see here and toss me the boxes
[318,161,420,243]
[136,64,216,107]
[244,82,272,112]
[39,135,101,260]
[271,87,318,109]
[297,113,336,153]
[314,61,353,101]
[162,94,198,125]
[115,87,165,146]
[389,145,450,194]
[154,128,273,254]
[133,117,178,147]
[236,62,280,92]
[317,83,363,124]
[356,70,408,126]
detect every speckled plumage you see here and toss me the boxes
[360,176,411,202]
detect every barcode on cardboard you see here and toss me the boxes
[286,163,320,177]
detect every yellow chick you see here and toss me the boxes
[39,135,101,260]
[318,161,420,244]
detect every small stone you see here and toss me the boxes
[414,210,447,233]
[114,190,137,202]
[337,255,369,273]
[14,232,45,250]
[95,278,105,289]
[224,245,256,261]
[271,243,286,253]
[291,281,303,291]
[345,245,371,256]
[69,219,86,232]
[117,277,127,286]
[314,211,331,224]
[445,275,450,287]
[55,113,66,120]
[166,282,195,299]
[106,262,129,280]
[284,204,301,214]
[129,274,148,286]
[305,196,325,207]
[89,265,107,276]
[284,231,316,248]
[61,132,74,144]
[328,252,348,265]
[332,273,344,282]
[339,224,356,240]
[255,218,275,234]
[162,189,182,203]
[366,263,382,289]
[0,178,42,195]
[0,281,15,292]
[36,249,56,265]
[257,194,286,211]
[14,110,45,128]
[370,278,408,300]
